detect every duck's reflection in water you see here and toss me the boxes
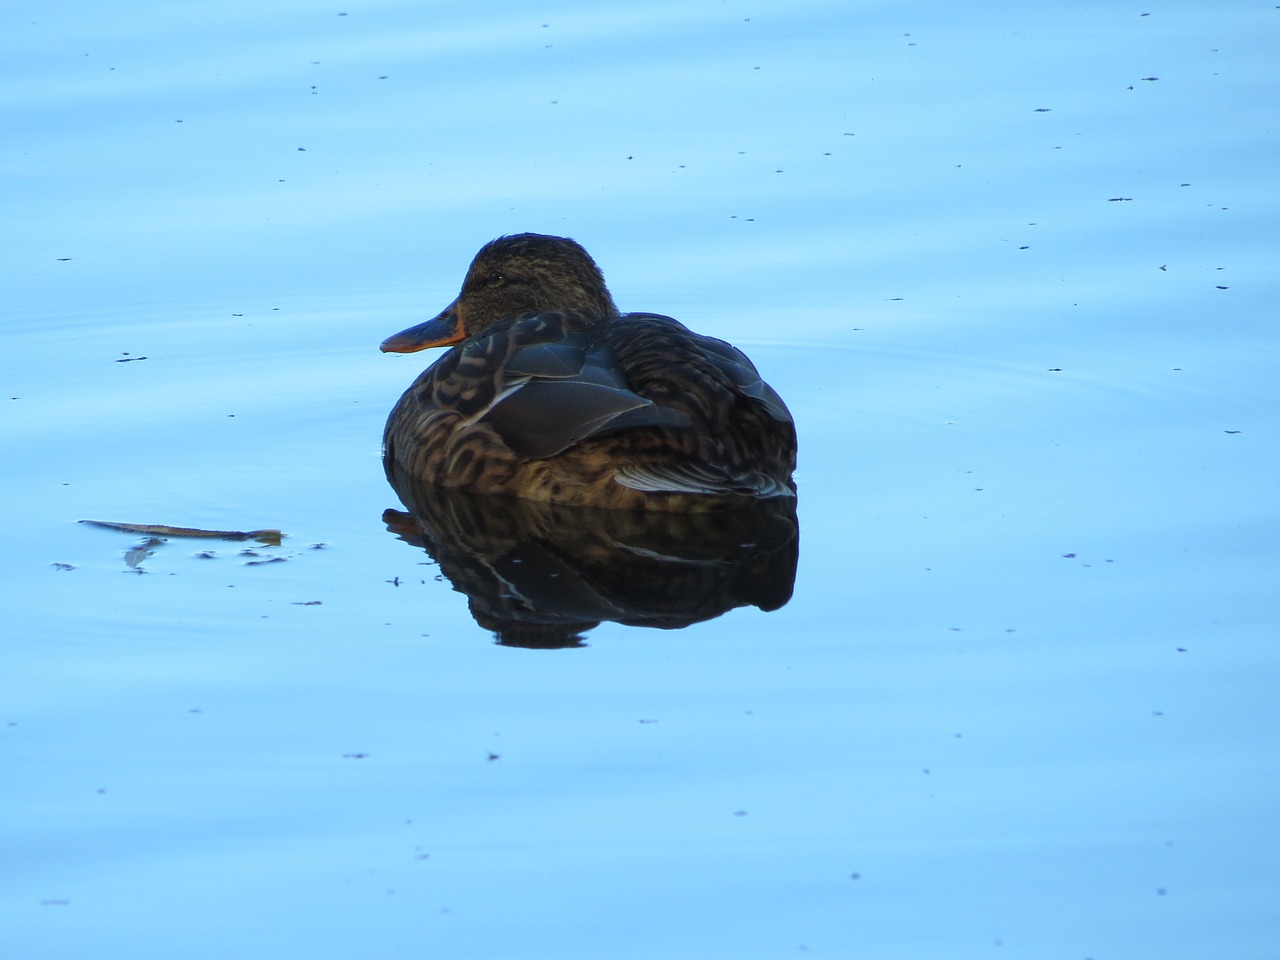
[383,468,799,648]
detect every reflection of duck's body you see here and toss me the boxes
[381,234,796,511]
[383,464,799,647]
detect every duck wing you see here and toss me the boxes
[690,330,793,425]
[596,313,797,497]
[454,313,694,460]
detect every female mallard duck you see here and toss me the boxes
[381,233,796,511]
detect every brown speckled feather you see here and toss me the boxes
[382,234,796,511]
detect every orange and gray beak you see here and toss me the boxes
[379,298,465,353]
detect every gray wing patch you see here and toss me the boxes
[483,380,692,460]
[614,462,796,499]
[502,340,588,379]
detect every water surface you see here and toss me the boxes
[4,2,1278,957]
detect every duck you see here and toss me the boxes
[380,233,796,511]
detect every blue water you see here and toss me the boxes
[4,1,1278,957]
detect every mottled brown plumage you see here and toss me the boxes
[381,233,796,511]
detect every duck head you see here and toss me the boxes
[380,233,620,353]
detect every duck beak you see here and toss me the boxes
[379,299,465,353]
